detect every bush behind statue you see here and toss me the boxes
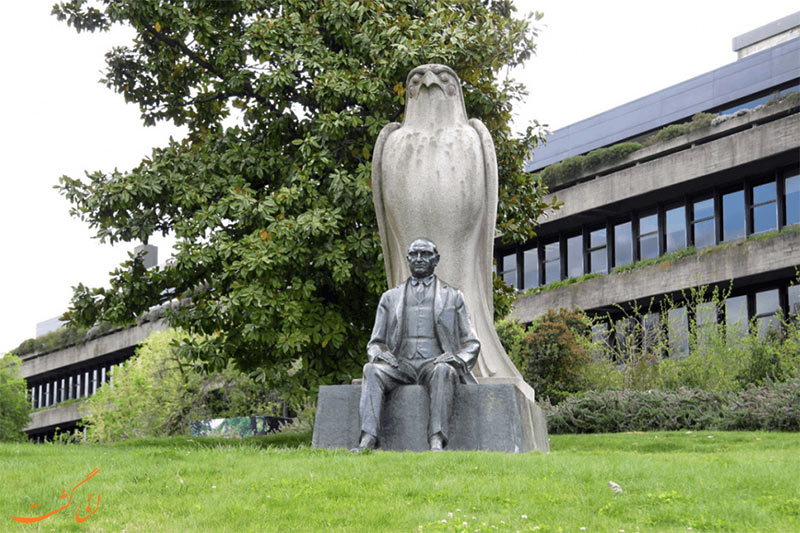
[498,308,592,405]
[545,378,800,433]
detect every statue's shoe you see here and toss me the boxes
[351,433,377,453]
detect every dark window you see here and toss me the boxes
[591,321,612,357]
[751,181,777,234]
[665,206,686,252]
[755,289,780,337]
[523,248,539,289]
[643,312,662,353]
[544,241,560,284]
[614,221,633,266]
[668,307,689,358]
[588,228,607,273]
[722,189,745,241]
[726,295,748,340]
[614,317,637,360]
[786,174,800,226]
[789,285,800,316]
[696,302,718,353]
[692,198,715,249]
[638,213,658,259]
[567,235,583,278]
[500,252,517,288]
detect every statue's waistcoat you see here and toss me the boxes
[399,282,442,359]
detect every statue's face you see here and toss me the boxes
[406,65,460,100]
[407,239,439,278]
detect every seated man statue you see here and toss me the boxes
[353,238,480,452]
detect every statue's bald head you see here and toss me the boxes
[407,238,439,279]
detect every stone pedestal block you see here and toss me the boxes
[312,384,549,452]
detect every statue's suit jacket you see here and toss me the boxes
[367,276,480,384]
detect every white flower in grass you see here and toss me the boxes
[580,528,587,531]
[609,481,623,494]
[448,512,454,518]
[521,514,528,519]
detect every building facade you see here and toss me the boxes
[498,13,800,356]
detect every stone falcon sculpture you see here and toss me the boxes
[371,64,521,379]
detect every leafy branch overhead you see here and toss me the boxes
[52,0,556,395]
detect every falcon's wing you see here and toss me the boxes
[469,118,499,314]
[371,122,402,287]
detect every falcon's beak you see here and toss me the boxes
[421,70,439,88]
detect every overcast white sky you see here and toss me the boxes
[1,1,797,353]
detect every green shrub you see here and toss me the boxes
[0,354,31,442]
[545,378,800,433]
[723,378,800,431]
[518,308,593,405]
[12,322,117,356]
[644,123,688,146]
[643,112,717,147]
[687,112,716,131]
[583,142,641,170]
[496,317,527,371]
[582,283,800,394]
[83,330,283,442]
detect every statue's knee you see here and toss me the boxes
[434,362,457,378]
[363,362,377,377]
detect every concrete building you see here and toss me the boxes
[498,13,800,354]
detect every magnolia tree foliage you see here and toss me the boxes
[54,0,556,396]
[0,354,31,442]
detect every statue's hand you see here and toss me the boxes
[434,353,467,373]
[375,351,399,368]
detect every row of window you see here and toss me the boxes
[592,282,800,360]
[28,364,114,410]
[498,166,800,289]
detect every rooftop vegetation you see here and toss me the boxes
[534,89,800,189]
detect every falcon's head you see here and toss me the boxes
[403,64,467,127]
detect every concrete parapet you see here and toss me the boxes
[20,319,168,379]
[312,384,549,453]
[540,112,799,228]
[512,230,800,321]
[26,401,85,432]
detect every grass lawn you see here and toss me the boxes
[3,430,799,532]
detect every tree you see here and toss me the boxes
[54,0,556,397]
[0,354,31,442]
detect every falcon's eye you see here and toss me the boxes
[438,73,450,82]
[410,74,422,85]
